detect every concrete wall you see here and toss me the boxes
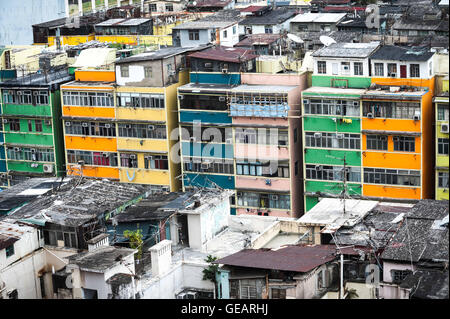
[179,29,211,48]
[370,58,433,79]
[380,261,415,299]
[313,57,371,78]
[0,0,68,45]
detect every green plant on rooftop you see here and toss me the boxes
[124,228,144,261]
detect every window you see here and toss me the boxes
[237,192,290,210]
[235,128,289,147]
[165,3,173,11]
[341,62,350,74]
[43,229,77,248]
[387,63,397,76]
[65,121,116,137]
[144,66,153,78]
[295,161,298,176]
[305,132,361,150]
[271,288,286,299]
[437,105,449,121]
[354,62,363,76]
[5,244,14,258]
[294,128,298,143]
[121,65,129,77]
[410,64,420,78]
[120,153,138,168]
[392,270,412,283]
[320,24,331,32]
[116,93,164,108]
[145,155,168,170]
[188,30,200,41]
[67,150,118,167]
[374,63,384,76]
[62,91,114,107]
[364,168,420,186]
[438,172,449,188]
[438,138,449,155]
[264,25,273,34]
[393,136,415,152]
[366,135,388,150]
[149,3,157,11]
[240,279,258,299]
[233,26,236,34]
[304,99,360,116]
[9,119,20,131]
[28,119,33,131]
[118,123,166,139]
[317,61,327,74]
[306,164,361,183]
[236,160,289,178]
[35,120,43,132]
[363,101,420,119]
[184,157,234,174]
[223,30,227,38]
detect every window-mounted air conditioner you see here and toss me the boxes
[147,125,155,130]
[105,124,111,129]
[201,162,211,170]
[81,122,89,127]
[367,113,374,119]
[336,133,344,139]
[65,121,71,126]
[129,154,137,160]
[314,132,322,139]
[225,138,233,144]
[43,164,53,173]
[440,123,449,133]
[271,194,279,200]
[303,99,309,105]
[219,96,226,102]
[315,165,322,171]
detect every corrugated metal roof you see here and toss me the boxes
[291,12,347,23]
[312,41,380,58]
[370,45,435,62]
[95,18,151,27]
[215,245,338,273]
[188,46,258,63]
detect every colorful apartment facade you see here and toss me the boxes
[435,77,449,200]
[0,68,74,187]
[61,47,197,192]
[303,43,436,211]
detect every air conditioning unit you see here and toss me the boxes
[2,118,8,124]
[303,99,309,105]
[219,96,226,102]
[222,68,228,74]
[45,120,51,125]
[43,164,53,173]
[367,113,374,119]
[78,160,85,166]
[125,124,132,129]
[14,147,20,152]
[65,121,71,126]
[271,194,279,200]
[33,91,39,96]
[201,162,211,170]
[225,138,233,144]
[129,154,137,160]
[147,125,155,130]
[265,179,272,185]
[145,155,153,161]
[176,293,187,299]
[413,113,421,121]
[102,152,109,157]
[314,132,322,139]
[441,123,449,133]
[31,148,36,153]
[380,136,387,141]
[189,137,196,143]
[237,192,242,197]
[389,73,397,77]
[178,95,184,100]
[105,124,111,129]
[336,133,344,139]
[0,173,6,179]
[353,101,359,106]
[82,122,89,127]
[8,90,14,95]
[393,137,399,142]
[186,292,198,299]
[315,165,322,171]
[16,91,23,95]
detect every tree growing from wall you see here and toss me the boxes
[202,255,219,298]
[124,228,144,260]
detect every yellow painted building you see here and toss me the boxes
[435,77,449,200]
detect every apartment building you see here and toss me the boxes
[434,77,449,200]
[303,43,436,211]
[0,68,74,188]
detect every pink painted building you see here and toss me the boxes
[230,73,307,218]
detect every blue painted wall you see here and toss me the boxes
[183,173,235,190]
[189,72,241,85]
[182,142,234,159]
[180,110,232,124]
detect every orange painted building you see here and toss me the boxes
[60,71,119,180]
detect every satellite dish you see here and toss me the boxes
[287,33,304,44]
[192,1,197,5]
[320,36,337,47]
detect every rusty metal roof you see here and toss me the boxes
[235,34,281,47]
[188,46,258,63]
[215,245,338,273]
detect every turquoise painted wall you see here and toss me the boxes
[189,72,240,85]
[182,142,234,159]
[179,110,232,124]
[183,173,235,189]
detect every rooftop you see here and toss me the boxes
[240,7,297,25]
[215,245,339,273]
[400,269,449,299]
[188,46,258,63]
[235,34,281,47]
[115,46,209,64]
[312,42,380,58]
[186,0,234,8]
[0,67,73,88]
[291,12,347,23]
[68,246,137,273]
[5,179,152,227]
[370,45,435,62]
[95,18,152,27]
[0,220,35,250]
[381,200,449,263]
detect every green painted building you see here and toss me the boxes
[0,68,74,187]
[301,86,366,212]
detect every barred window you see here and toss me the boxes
[62,91,114,107]
[67,150,118,167]
[181,125,232,143]
[7,147,54,162]
[120,153,138,168]
[374,63,384,76]
[317,61,327,74]
[235,128,288,146]
[118,123,166,139]
[438,172,449,188]
[304,99,360,116]
[387,63,397,76]
[438,138,449,155]
[35,120,43,132]
[437,104,449,121]
[116,93,164,108]
[236,160,289,178]
[188,30,200,40]
[65,121,116,137]
[183,157,234,174]
[144,155,168,170]
[306,164,361,182]
[305,132,360,150]
[410,64,420,78]
[121,65,129,77]
[366,135,388,150]
[237,192,290,210]
[393,136,415,152]
[354,62,363,76]
[364,168,420,186]
[144,66,153,78]
[9,119,20,131]
[363,101,420,119]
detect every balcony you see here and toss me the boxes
[230,103,289,118]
